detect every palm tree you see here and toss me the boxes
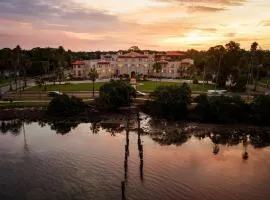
[56,67,65,86]
[22,59,32,88]
[152,62,162,86]
[42,61,50,92]
[88,68,99,97]
[35,78,44,99]
[12,45,22,92]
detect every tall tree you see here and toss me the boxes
[88,68,99,97]
[152,62,162,85]
[13,45,22,92]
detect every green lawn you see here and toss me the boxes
[0,101,49,108]
[26,82,104,92]
[25,81,215,92]
[137,81,215,92]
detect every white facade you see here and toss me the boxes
[72,51,194,78]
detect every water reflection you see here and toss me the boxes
[1,116,270,200]
[121,114,130,200]
[0,119,23,135]
[1,117,270,151]
[90,122,100,134]
[145,119,270,150]
[48,121,80,135]
[242,136,249,160]
[137,113,144,182]
[22,122,29,151]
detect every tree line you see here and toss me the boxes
[1,41,270,90]
[186,41,270,88]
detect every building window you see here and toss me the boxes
[77,65,80,69]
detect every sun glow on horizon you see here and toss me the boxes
[0,0,270,50]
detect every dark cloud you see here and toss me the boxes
[0,0,124,33]
[188,6,226,13]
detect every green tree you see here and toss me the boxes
[13,45,22,92]
[88,68,99,97]
[146,83,192,120]
[42,61,50,91]
[21,57,32,88]
[47,94,86,117]
[152,62,162,84]
[205,73,212,84]
[35,78,44,99]
[98,80,136,110]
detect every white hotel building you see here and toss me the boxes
[72,51,194,79]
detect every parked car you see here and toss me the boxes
[207,90,227,97]
[136,91,147,97]
[48,91,62,97]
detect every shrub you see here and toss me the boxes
[205,73,212,83]
[194,94,250,123]
[193,78,199,84]
[251,95,270,124]
[146,83,191,120]
[47,94,86,117]
[98,80,136,110]
[231,75,247,92]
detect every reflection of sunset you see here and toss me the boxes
[1,121,270,200]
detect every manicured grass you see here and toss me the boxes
[137,81,215,92]
[25,81,215,92]
[26,82,104,92]
[0,101,49,108]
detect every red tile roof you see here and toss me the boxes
[118,52,148,58]
[72,60,85,65]
[98,61,110,64]
[156,51,185,57]
[118,56,148,58]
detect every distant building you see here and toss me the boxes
[72,49,194,79]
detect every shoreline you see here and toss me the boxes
[1,107,270,130]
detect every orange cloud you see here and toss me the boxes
[187,5,226,13]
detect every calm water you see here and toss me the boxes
[1,115,270,200]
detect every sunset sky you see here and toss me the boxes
[0,0,269,51]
